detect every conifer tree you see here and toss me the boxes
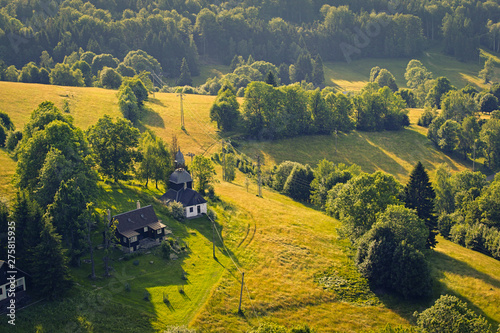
[177,58,192,86]
[265,71,277,87]
[312,54,325,86]
[404,161,437,248]
[31,219,72,299]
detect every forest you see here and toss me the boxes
[0,0,500,82]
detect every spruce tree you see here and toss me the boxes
[177,58,192,86]
[404,161,437,248]
[312,55,325,86]
[31,219,72,299]
[265,71,277,87]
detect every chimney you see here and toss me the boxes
[137,200,141,210]
[107,209,111,222]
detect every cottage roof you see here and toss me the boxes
[169,169,192,184]
[0,260,30,285]
[113,205,160,235]
[160,188,207,207]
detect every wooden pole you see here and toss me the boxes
[212,220,216,259]
[238,272,244,314]
[257,155,262,197]
[178,91,184,129]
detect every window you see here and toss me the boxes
[0,287,3,295]
[157,229,162,234]
[144,227,148,232]
[123,237,127,243]
[189,207,194,213]
[131,236,137,242]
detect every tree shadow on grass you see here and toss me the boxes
[378,249,500,327]
[140,106,165,129]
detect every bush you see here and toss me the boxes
[161,240,171,259]
[100,67,122,89]
[450,223,467,246]
[50,63,84,86]
[415,294,491,333]
[168,201,185,221]
[418,108,437,127]
[5,130,22,151]
[390,241,431,298]
[437,213,454,239]
[0,125,6,147]
[464,223,487,251]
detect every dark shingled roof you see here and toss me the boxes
[113,205,159,234]
[160,188,207,207]
[169,169,193,184]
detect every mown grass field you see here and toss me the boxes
[324,48,500,92]
[0,82,499,332]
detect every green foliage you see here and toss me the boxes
[283,164,314,201]
[122,78,148,106]
[91,54,119,74]
[18,62,40,83]
[87,115,140,182]
[50,63,84,87]
[117,63,137,77]
[480,118,500,168]
[479,57,495,83]
[415,295,491,333]
[72,60,92,87]
[190,155,216,194]
[210,84,240,131]
[100,67,122,89]
[418,108,437,127]
[3,65,19,82]
[476,174,500,228]
[310,160,355,208]
[404,162,437,248]
[327,171,402,239]
[177,58,192,86]
[438,120,461,152]
[426,77,454,109]
[374,69,398,92]
[396,89,417,108]
[31,219,73,299]
[161,240,172,259]
[479,93,498,113]
[137,130,172,188]
[118,85,140,123]
[0,124,5,147]
[123,50,162,75]
[438,213,455,239]
[441,90,477,122]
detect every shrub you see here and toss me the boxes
[5,130,22,151]
[437,214,454,239]
[464,223,487,251]
[418,108,437,127]
[450,223,467,246]
[168,201,185,221]
[0,125,5,147]
[161,240,171,259]
[100,67,122,89]
[415,294,491,333]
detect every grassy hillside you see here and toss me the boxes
[0,82,499,332]
[324,49,500,92]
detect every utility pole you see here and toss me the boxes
[212,219,216,259]
[177,91,184,129]
[221,139,226,181]
[187,152,195,164]
[257,155,262,197]
[238,272,245,314]
[473,141,476,172]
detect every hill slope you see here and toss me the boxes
[0,82,499,332]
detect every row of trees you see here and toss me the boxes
[210,81,409,140]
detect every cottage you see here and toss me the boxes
[113,202,170,253]
[0,260,28,306]
[160,150,207,218]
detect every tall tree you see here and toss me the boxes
[190,155,216,194]
[102,211,117,277]
[87,116,140,182]
[31,219,72,299]
[137,130,172,188]
[403,162,437,248]
[210,83,240,131]
[177,58,192,86]
[312,54,325,86]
